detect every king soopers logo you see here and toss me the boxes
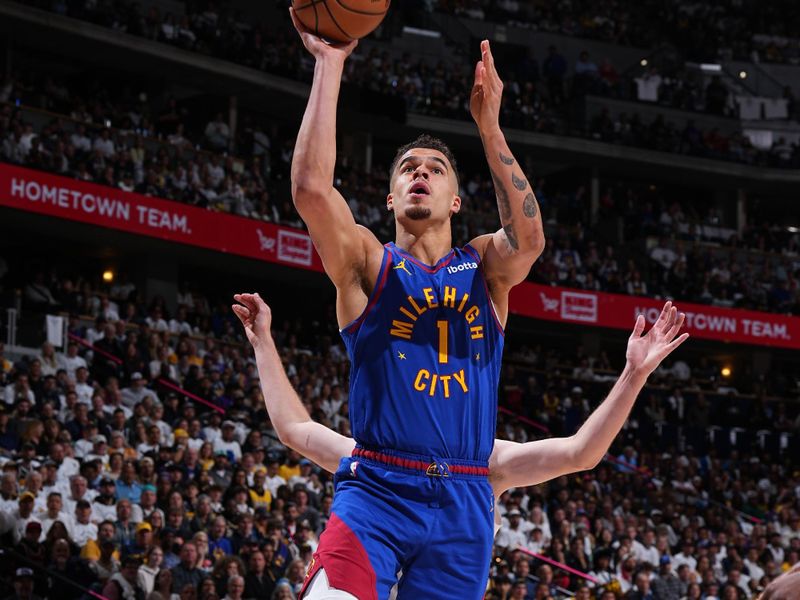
[447,261,478,275]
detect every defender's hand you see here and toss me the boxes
[232,293,273,349]
[470,40,503,135]
[289,8,358,62]
[626,301,689,377]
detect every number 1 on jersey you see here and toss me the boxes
[437,320,448,364]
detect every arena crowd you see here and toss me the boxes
[0,256,798,599]
[1,89,799,319]
[9,0,800,165]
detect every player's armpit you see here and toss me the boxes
[293,186,374,284]
[489,437,585,493]
[484,228,543,287]
[282,421,356,474]
[466,233,542,327]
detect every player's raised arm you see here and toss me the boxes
[489,302,689,492]
[469,40,545,309]
[232,293,355,473]
[288,10,380,300]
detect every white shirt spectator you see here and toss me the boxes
[70,130,92,152]
[204,117,230,150]
[40,512,75,541]
[207,161,225,188]
[72,520,98,547]
[10,510,42,544]
[75,381,94,406]
[59,353,88,381]
[495,525,528,551]
[0,495,19,515]
[153,419,172,445]
[650,245,678,270]
[672,552,697,573]
[527,534,547,554]
[186,436,204,452]
[264,474,286,497]
[56,457,80,482]
[213,438,242,462]
[121,381,159,408]
[93,134,115,158]
[136,442,160,458]
[74,438,95,459]
[203,425,221,445]
[744,558,764,583]
[636,543,660,566]
[64,490,99,516]
[169,318,194,335]
[92,501,118,523]
[145,316,169,332]
[4,383,35,405]
[768,542,784,565]
[320,396,344,420]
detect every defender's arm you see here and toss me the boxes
[233,293,355,472]
[490,303,688,493]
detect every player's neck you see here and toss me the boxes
[394,226,453,266]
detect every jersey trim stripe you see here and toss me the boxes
[342,246,392,335]
[462,243,481,263]
[388,243,456,273]
[464,243,505,336]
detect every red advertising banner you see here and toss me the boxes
[0,164,325,272]
[510,283,800,349]
[3,163,798,349]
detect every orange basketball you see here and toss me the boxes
[292,0,391,43]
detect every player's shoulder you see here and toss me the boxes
[465,234,494,259]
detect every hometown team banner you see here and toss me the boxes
[3,163,799,349]
[510,282,800,349]
[0,163,324,272]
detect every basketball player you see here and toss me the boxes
[233,293,689,597]
[288,4,544,597]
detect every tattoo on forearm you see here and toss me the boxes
[488,166,513,221]
[512,172,528,191]
[499,151,515,165]
[503,223,520,251]
[523,192,539,218]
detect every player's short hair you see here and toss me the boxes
[390,134,460,187]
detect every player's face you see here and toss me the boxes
[388,148,460,223]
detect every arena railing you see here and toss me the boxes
[68,331,226,414]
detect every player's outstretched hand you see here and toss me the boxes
[232,293,273,349]
[289,7,358,62]
[470,39,504,134]
[626,301,689,377]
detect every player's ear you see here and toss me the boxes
[450,194,462,216]
[387,193,394,212]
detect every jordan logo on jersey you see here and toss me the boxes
[393,258,412,275]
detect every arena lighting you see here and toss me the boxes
[102,269,114,283]
[401,26,441,38]
[699,63,722,72]
[640,58,648,67]
[721,366,732,378]
[739,70,748,79]
[787,226,799,233]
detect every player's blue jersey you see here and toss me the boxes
[340,242,505,463]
